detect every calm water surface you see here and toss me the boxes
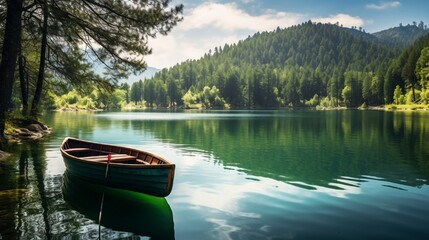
[1,110,429,239]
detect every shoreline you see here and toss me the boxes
[5,120,52,144]
[381,104,429,111]
[53,104,429,112]
[2,104,427,155]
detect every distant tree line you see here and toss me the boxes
[134,22,423,108]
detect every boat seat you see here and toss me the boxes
[80,154,126,159]
[64,148,91,153]
[136,159,149,165]
[81,154,137,162]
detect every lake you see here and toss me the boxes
[1,110,429,239]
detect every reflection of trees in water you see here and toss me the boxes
[0,144,50,239]
[2,142,168,239]
[16,147,29,238]
[128,111,429,189]
[3,143,54,239]
[31,143,51,239]
[42,110,429,189]
[43,112,113,139]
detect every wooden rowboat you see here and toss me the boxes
[60,137,175,197]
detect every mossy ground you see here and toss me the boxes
[384,104,429,111]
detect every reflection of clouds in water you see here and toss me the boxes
[207,218,240,240]
[176,158,367,216]
[179,176,303,214]
[207,218,298,240]
[169,137,426,240]
[315,181,362,199]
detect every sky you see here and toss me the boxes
[144,0,429,69]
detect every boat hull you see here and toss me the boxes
[60,138,175,197]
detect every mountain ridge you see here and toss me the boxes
[129,21,428,108]
[372,24,429,48]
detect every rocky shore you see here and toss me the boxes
[0,122,52,160]
[6,122,52,142]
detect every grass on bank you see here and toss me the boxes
[384,104,429,111]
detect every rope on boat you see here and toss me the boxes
[98,153,112,239]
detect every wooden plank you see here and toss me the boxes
[110,156,137,161]
[136,159,149,165]
[64,148,91,153]
[81,155,137,162]
[80,155,108,160]
[80,154,128,159]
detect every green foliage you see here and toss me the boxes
[373,24,429,49]
[167,79,182,107]
[54,90,91,110]
[181,86,226,109]
[306,94,320,107]
[39,21,429,111]
[201,86,226,108]
[393,85,403,104]
[182,89,198,107]
[53,88,126,110]
[77,96,97,109]
[404,89,421,104]
[142,22,399,108]
[120,83,130,104]
[415,47,429,85]
[318,97,334,108]
[343,71,363,107]
[384,33,429,104]
[342,86,352,107]
[421,83,429,104]
[107,89,127,109]
[359,102,368,109]
[130,80,144,104]
[0,0,184,140]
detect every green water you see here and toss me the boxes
[0,110,428,239]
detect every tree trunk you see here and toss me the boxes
[19,55,29,116]
[30,1,49,118]
[0,0,23,143]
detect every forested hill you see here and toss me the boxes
[213,22,395,70]
[373,24,429,49]
[133,21,427,108]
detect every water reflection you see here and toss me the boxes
[0,143,54,239]
[97,110,429,191]
[62,171,175,239]
[1,142,175,239]
[43,110,429,194]
[2,110,429,239]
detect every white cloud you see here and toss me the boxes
[180,2,301,32]
[366,1,401,10]
[312,13,365,28]
[145,2,303,69]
